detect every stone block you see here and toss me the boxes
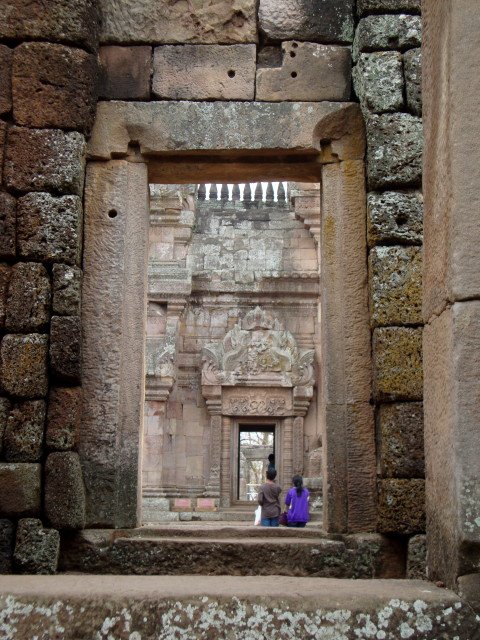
[4,400,46,463]
[377,402,424,478]
[5,262,51,333]
[153,45,255,101]
[0,121,5,184]
[458,574,480,615]
[407,534,427,580]
[13,518,60,574]
[100,0,257,44]
[256,42,351,102]
[0,398,10,458]
[404,47,422,116]
[0,45,12,115]
[45,452,86,530]
[0,519,14,573]
[367,190,423,246]
[353,14,422,60]
[369,245,422,326]
[17,193,82,265]
[0,0,100,52]
[0,463,41,517]
[13,43,98,134]
[46,387,82,451]
[0,334,48,398]
[99,46,152,100]
[0,264,11,330]
[353,52,403,113]
[357,0,421,15]
[377,478,425,534]
[0,192,16,260]
[4,127,86,195]
[259,0,354,44]
[366,113,423,190]
[52,265,82,316]
[49,316,81,383]
[373,327,423,401]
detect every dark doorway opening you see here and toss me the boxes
[237,425,275,501]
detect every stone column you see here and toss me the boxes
[220,415,232,507]
[82,159,149,528]
[281,417,293,492]
[205,415,222,498]
[423,0,480,590]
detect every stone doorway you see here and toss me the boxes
[236,425,275,502]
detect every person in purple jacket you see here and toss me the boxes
[285,475,309,527]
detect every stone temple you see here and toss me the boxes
[0,1,479,638]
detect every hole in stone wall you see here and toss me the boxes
[108,209,118,218]
[290,52,296,58]
[291,71,297,78]
[228,69,236,78]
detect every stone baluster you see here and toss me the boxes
[278,182,286,202]
[232,184,240,201]
[243,183,252,202]
[265,182,274,201]
[220,184,229,201]
[209,183,218,200]
[254,182,263,201]
[197,184,206,200]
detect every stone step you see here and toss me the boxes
[1,575,479,640]
[59,527,406,579]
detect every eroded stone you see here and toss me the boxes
[4,400,46,463]
[17,193,82,265]
[0,519,14,573]
[5,262,51,333]
[99,46,152,100]
[404,47,422,116]
[354,14,422,60]
[0,334,48,398]
[256,42,351,102]
[259,0,354,44]
[153,45,256,101]
[378,478,425,534]
[369,245,422,326]
[45,452,86,530]
[357,0,422,15]
[377,402,424,478]
[0,121,6,184]
[13,518,59,574]
[13,43,98,133]
[46,387,81,451]
[0,45,12,115]
[407,534,427,580]
[0,463,41,518]
[366,113,423,190]
[0,398,11,458]
[4,127,86,195]
[49,316,81,383]
[0,264,11,330]
[52,265,82,316]
[373,327,423,401]
[353,52,403,113]
[0,192,16,260]
[100,0,258,45]
[367,190,423,246]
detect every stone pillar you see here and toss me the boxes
[82,160,149,528]
[320,160,376,533]
[220,415,232,507]
[205,415,221,497]
[281,417,293,492]
[423,0,480,589]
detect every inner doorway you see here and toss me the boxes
[237,425,275,502]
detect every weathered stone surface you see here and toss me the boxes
[13,518,60,575]
[353,52,403,113]
[458,574,480,615]
[0,519,14,573]
[52,265,82,316]
[407,534,427,580]
[404,47,422,116]
[369,246,422,326]
[0,192,16,260]
[377,402,424,478]
[100,0,257,44]
[17,193,82,265]
[5,262,51,333]
[49,317,81,383]
[13,43,98,133]
[367,190,423,246]
[0,264,11,331]
[46,387,81,451]
[373,327,423,401]
[0,121,6,185]
[259,0,354,44]
[0,398,11,458]
[4,127,86,195]
[256,42,351,102]
[4,400,45,463]
[0,0,99,52]
[99,46,151,100]
[153,45,255,101]
[357,0,421,15]
[0,45,12,115]
[377,479,425,534]
[366,113,423,190]
[45,452,86,530]
[0,463,41,517]
[0,334,48,398]
[354,14,422,60]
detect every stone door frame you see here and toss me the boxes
[82,100,374,532]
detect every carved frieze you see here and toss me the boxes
[222,387,292,416]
